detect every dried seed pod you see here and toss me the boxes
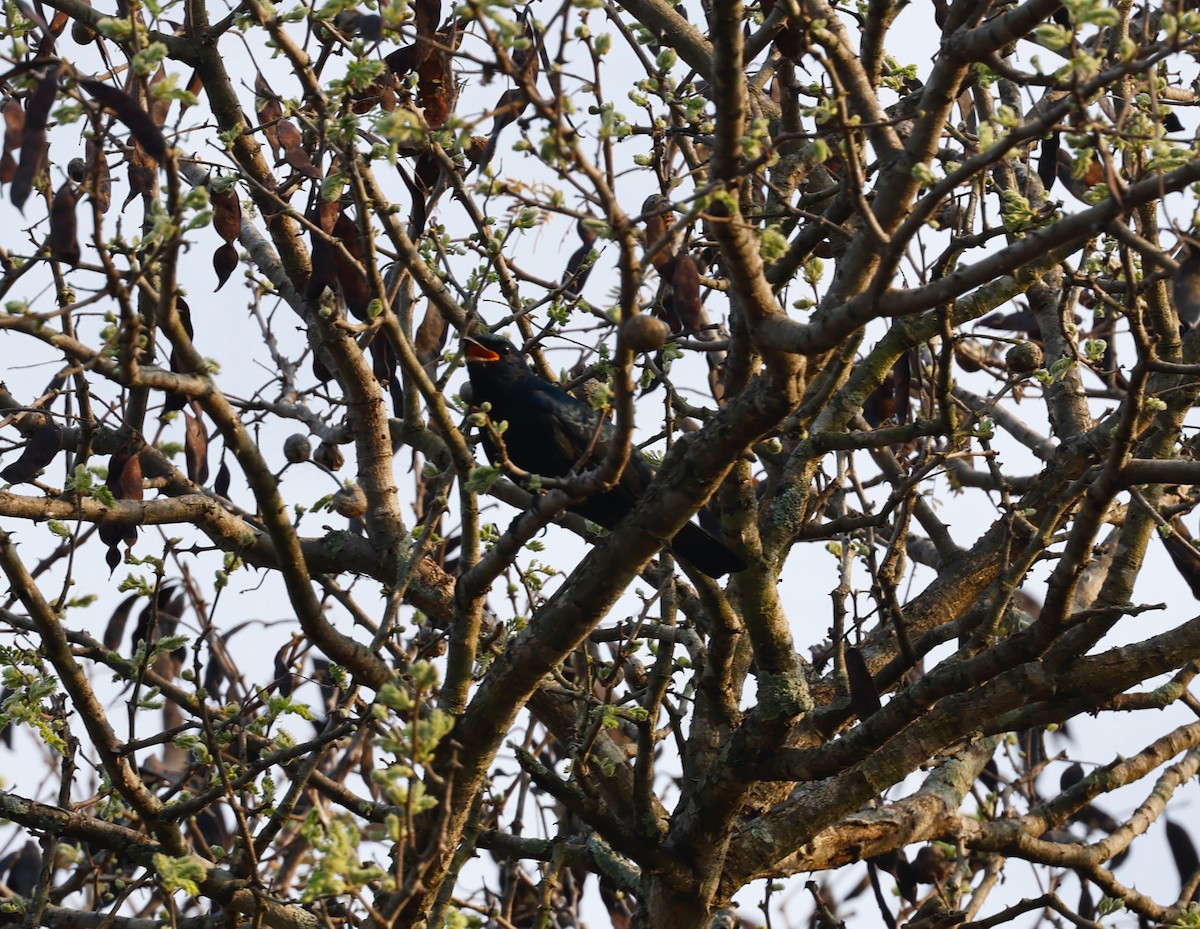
[844,646,882,720]
[314,440,345,472]
[123,143,157,209]
[184,410,208,484]
[1006,342,1043,376]
[11,64,58,211]
[0,419,63,482]
[211,185,241,243]
[213,241,238,290]
[621,314,670,353]
[148,64,172,127]
[118,451,143,501]
[331,483,367,518]
[663,254,706,333]
[79,78,167,162]
[49,182,80,265]
[414,302,449,370]
[254,72,283,159]
[283,433,312,463]
[214,459,232,498]
[331,211,370,319]
[275,119,320,179]
[1,97,22,158]
[71,17,96,44]
[85,136,111,213]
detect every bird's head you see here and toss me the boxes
[462,334,530,406]
[463,333,515,366]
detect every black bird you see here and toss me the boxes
[464,334,746,579]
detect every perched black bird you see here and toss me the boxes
[464,334,746,578]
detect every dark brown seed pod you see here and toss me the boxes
[214,459,231,498]
[123,143,156,209]
[11,64,58,212]
[667,254,705,333]
[49,182,80,265]
[85,137,111,212]
[414,302,449,370]
[0,419,63,483]
[844,646,883,720]
[213,241,238,291]
[79,78,167,162]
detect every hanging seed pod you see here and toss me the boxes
[11,64,58,211]
[621,314,669,353]
[79,78,167,161]
[123,143,156,209]
[1,98,25,184]
[314,440,344,472]
[211,185,241,243]
[254,72,283,159]
[85,136,111,212]
[0,419,63,482]
[275,119,319,178]
[213,241,238,291]
[184,409,208,484]
[331,483,367,518]
[283,433,311,463]
[49,182,80,266]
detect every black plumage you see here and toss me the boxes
[464,334,745,579]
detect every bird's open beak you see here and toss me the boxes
[464,338,500,363]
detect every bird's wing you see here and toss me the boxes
[525,383,654,498]
[526,382,613,471]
